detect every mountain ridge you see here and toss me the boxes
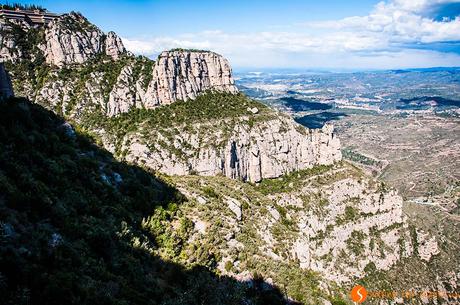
[1,6,459,305]
[0,9,343,182]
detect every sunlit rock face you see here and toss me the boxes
[43,12,125,67]
[142,50,238,108]
[105,50,239,116]
[122,119,341,183]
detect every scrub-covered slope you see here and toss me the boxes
[0,97,296,305]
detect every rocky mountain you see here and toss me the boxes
[169,162,448,289]
[106,50,239,116]
[42,13,125,66]
[114,101,341,182]
[1,7,459,305]
[0,12,124,65]
[0,96,297,305]
[0,10,341,182]
[1,12,238,113]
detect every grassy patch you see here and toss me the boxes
[256,164,333,195]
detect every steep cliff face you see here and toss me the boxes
[1,24,239,117]
[0,20,22,62]
[0,63,13,99]
[106,50,239,115]
[120,116,341,183]
[105,31,125,60]
[1,12,125,66]
[143,51,238,107]
[167,162,447,303]
[1,9,338,183]
[42,12,126,66]
[1,9,457,305]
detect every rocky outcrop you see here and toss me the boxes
[107,64,138,115]
[141,50,238,109]
[172,162,442,298]
[2,9,339,184]
[105,31,125,60]
[43,12,125,66]
[30,48,239,116]
[107,50,239,116]
[3,11,238,116]
[0,63,13,99]
[0,20,23,62]
[290,180,409,283]
[119,116,341,183]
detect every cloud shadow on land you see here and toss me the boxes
[280,97,332,112]
[295,111,348,129]
[396,96,460,110]
[0,97,297,305]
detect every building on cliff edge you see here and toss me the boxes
[0,8,59,26]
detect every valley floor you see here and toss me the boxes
[333,113,460,214]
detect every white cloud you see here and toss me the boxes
[122,37,212,55]
[306,0,460,44]
[122,0,460,69]
[391,0,459,13]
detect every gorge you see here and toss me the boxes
[0,6,458,305]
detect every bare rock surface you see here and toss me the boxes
[141,50,238,109]
[43,12,125,66]
[123,117,342,182]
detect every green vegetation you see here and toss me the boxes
[336,206,360,225]
[131,56,155,90]
[203,186,219,199]
[80,91,274,158]
[342,148,380,166]
[60,12,100,32]
[105,92,268,137]
[410,224,419,256]
[168,173,356,305]
[346,231,366,256]
[0,3,46,11]
[331,298,348,305]
[169,48,212,53]
[256,164,333,195]
[224,260,233,272]
[0,97,290,305]
[1,21,47,93]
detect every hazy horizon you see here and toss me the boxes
[9,0,460,69]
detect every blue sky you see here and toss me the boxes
[8,0,460,70]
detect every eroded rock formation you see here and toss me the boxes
[107,50,239,115]
[144,50,238,106]
[117,117,341,183]
[42,12,125,66]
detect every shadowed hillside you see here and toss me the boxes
[0,97,292,305]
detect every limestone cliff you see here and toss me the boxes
[0,8,456,305]
[144,51,237,107]
[0,8,339,183]
[1,11,238,116]
[0,20,22,62]
[168,162,445,301]
[0,12,125,66]
[106,51,238,115]
[42,12,126,66]
[0,8,340,184]
[0,63,13,99]
[115,114,341,183]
